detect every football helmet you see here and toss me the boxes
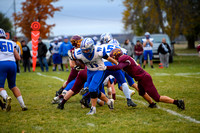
[110,48,123,60]
[80,38,94,55]
[108,39,120,46]
[70,35,83,48]
[100,33,113,44]
[0,28,6,38]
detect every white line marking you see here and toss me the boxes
[37,72,200,124]
[87,123,95,127]
[37,72,65,82]
[117,95,200,124]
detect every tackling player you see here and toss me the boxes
[107,48,185,110]
[0,28,27,111]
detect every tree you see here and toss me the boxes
[0,12,13,33]
[13,0,62,41]
[123,0,200,49]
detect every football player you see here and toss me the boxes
[107,48,185,110]
[49,37,62,71]
[55,35,83,96]
[0,28,27,111]
[72,38,117,115]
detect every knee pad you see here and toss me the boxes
[90,92,98,98]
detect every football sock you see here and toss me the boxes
[0,90,8,100]
[122,83,131,99]
[53,66,56,70]
[107,99,111,105]
[17,96,26,108]
[112,94,116,100]
[97,99,101,104]
[173,100,178,105]
[57,87,64,95]
[58,65,61,70]
[61,99,67,105]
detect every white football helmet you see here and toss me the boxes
[108,39,120,46]
[0,28,6,38]
[100,33,113,44]
[80,38,94,54]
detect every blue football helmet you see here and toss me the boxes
[80,38,94,55]
[0,28,6,38]
[100,33,113,44]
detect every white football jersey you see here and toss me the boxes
[142,38,154,50]
[50,42,62,54]
[103,75,115,86]
[101,43,127,62]
[74,46,107,71]
[0,38,16,62]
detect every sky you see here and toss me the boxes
[0,0,127,36]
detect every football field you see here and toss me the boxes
[0,55,200,132]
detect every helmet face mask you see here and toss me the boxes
[80,38,94,55]
[100,33,113,44]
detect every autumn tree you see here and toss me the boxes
[123,0,200,49]
[14,0,62,41]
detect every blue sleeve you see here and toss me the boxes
[103,46,106,57]
[59,44,63,55]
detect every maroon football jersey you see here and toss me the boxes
[107,55,147,81]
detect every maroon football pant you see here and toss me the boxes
[65,68,79,86]
[138,73,160,102]
[71,68,87,94]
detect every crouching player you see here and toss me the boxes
[0,28,27,111]
[107,48,185,110]
[72,38,118,115]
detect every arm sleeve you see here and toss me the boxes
[106,62,129,71]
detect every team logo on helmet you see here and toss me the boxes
[70,35,83,48]
[110,48,123,60]
[100,33,113,44]
[80,38,94,54]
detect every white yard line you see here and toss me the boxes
[36,72,200,124]
[117,95,200,124]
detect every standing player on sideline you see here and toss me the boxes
[107,48,185,110]
[73,38,117,115]
[0,28,27,111]
[49,37,62,71]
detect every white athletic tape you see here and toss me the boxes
[36,72,200,124]
[117,95,200,124]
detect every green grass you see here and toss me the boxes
[0,55,200,132]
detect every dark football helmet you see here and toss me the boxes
[110,48,123,60]
[70,35,83,48]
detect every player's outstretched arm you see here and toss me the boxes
[14,48,21,61]
[106,62,129,71]
[107,56,118,65]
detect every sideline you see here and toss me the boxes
[37,72,200,124]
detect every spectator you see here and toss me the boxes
[38,37,49,72]
[158,38,171,68]
[13,36,23,56]
[197,44,200,57]
[134,40,143,66]
[21,40,31,72]
[142,32,154,69]
[122,39,134,57]
[14,42,21,73]
[59,35,73,71]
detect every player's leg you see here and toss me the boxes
[98,92,114,109]
[143,74,185,110]
[149,50,153,68]
[143,51,147,68]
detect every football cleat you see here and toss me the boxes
[108,99,114,110]
[177,100,185,110]
[86,107,96,115]
[148,103,157,108]
[79,87,89,95]
[52,96,60,104]
[5,96,12,112]
[0,97,5,110]
[127,99,137,107]
[57,103,64,110]
[80,97,90,108]
[22,106,28,111]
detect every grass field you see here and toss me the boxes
[0,55,200,132]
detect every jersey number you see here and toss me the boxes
[0,41,14,52]
[107,45,114,53]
